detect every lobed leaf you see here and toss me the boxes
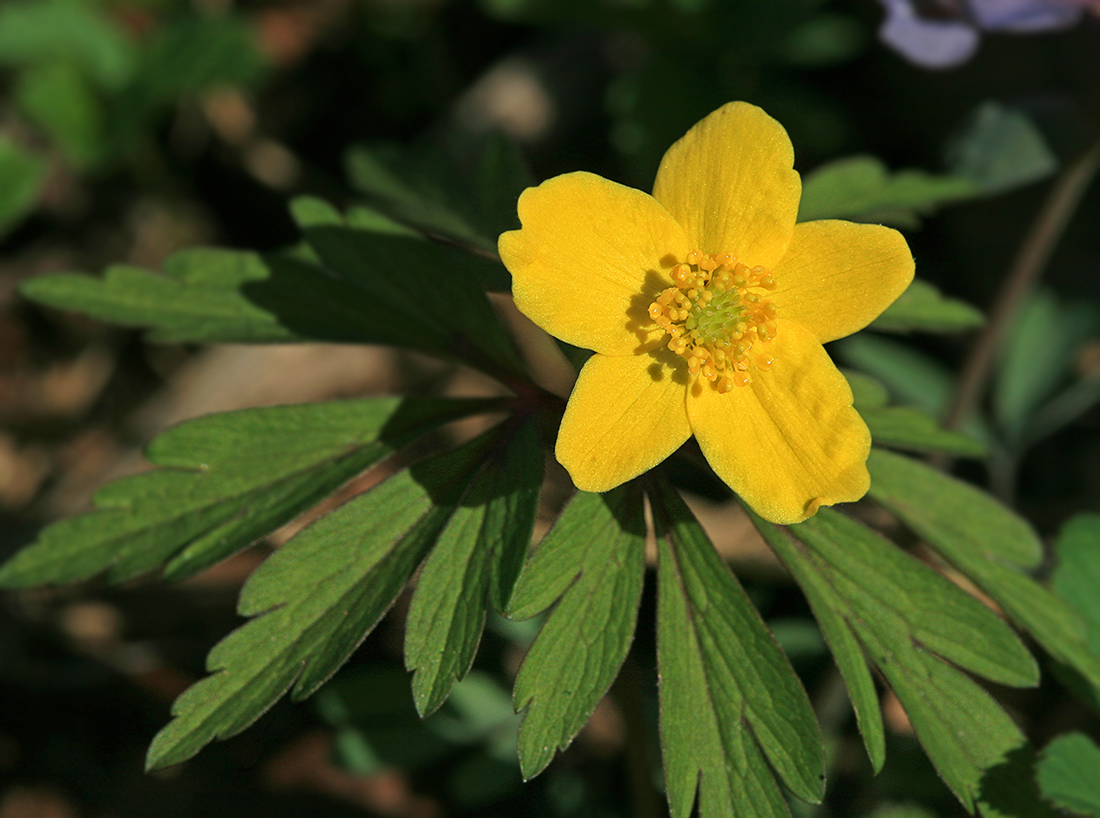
[405,418,543,716]
[651,477,824,818]
[868,450,1100,691]
[508,487,647,779]
[871,279,985,334]
[0,398,499,586]
[752,509,1036,812]
[21,228,523,377]
[346,134,533,265]
[146,426,504,770]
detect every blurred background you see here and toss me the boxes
[0,0,1098,815]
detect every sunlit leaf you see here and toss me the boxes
[798,155,975,227]
[508,486,647,779]
[0,398,500,586]
[405,418,542,716]
[872,279,985,334]
[146,426,503,770]
[868,450,1100,691]
[752,508,1037,812]
[651,477,824,818]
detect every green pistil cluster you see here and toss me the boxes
[648,250,778,392]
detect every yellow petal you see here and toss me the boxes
[499,171,690,356]
[687,321,870,524]
[771,220,915,344]
[652,102,801,270]
[557,349,691,492]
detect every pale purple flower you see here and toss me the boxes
[879,0,1097,68]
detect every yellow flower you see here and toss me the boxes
[499,102,914,524]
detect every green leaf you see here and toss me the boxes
[146,426,503,770]
[405,419,542,716]
[345,133,532,263]
[651,477,824,818]
[508,487,647,779]
[0,0,136,88]
[797,155,976,227]
[946,102,1057,195]
[1050,515,1100,708]
[844,369,890,409]
[0,138,47,237]
[867,449,1100,692]
[836,334,955,416]
[298,219,522,375]
[843,370,985,457]
[21,235,523,376]
[1051,515,1100,659]
[0,398,499,586]
[1036,733,1100,816]
[994,289,1098,448]
[16,61,106,169]
[1024,371,1100,451]
[871,279,985,334]
[862,406,986,457]
[751,507,1037,795]
[117,14,266,128]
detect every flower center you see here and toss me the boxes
[647,250,778,392]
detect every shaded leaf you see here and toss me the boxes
[1036,733,1100,816]
[862,406,986,457]
[994,289,1098,448]
[0,138,47,237]
[405,419,542,716]
[1051,515,1100,658]
[0,398,500,586]
[844,370,985,457]
[867,449,1100,691]
[21,231,522,377]
[508,487,647,779]
[298,221,521,375]
[346,133,532,264]
[146,426,503,770]
[872,279,985,334]
[798,155,975,227]
[651,477,824,818]
[946,102,1057,195]
[836,334,955,416]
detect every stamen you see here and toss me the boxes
[648,250,779,391]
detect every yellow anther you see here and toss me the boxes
[648,251,779,392]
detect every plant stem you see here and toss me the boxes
[942,136,1100,433]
